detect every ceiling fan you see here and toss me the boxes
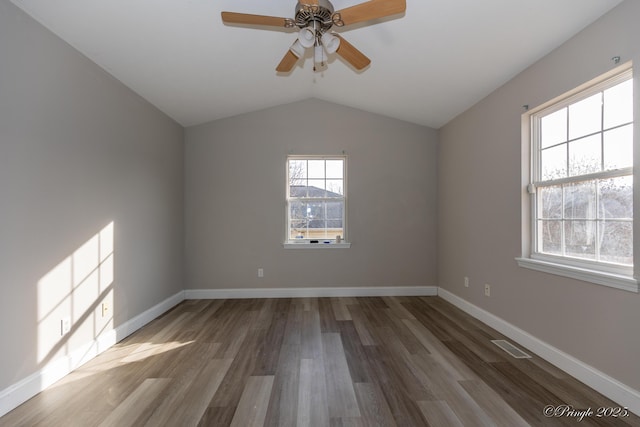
[221,0,406,73]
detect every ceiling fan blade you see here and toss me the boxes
[335,35,371,70]
[221,11,291,28]
[276,50,300,73]
[335,0,406,26]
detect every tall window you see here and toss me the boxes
[526,67,634,283]
[286,156,346,243]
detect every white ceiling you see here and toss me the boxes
[11,0,624,129]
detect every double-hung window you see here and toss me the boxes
[285,156,349,247]
[518,66,636,291]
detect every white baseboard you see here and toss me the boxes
[185,286,437,299]
[0,290,185,418]
[437,288,640,416]
[113,290,185,341]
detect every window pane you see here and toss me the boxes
[326,219,343,229]
[289,220,307,239]
[539,220,562,255]
[541,144,567,180]
[326,180,344,197]
[306,227,328,239]
[538,185,562,219]
[564,182,596,219]
[308,160,325,179]
[569,134,601,176]
[289,201,308,220]
[289,199,309,239]
[541,108,567,148]
[603,124,633,170]
[599,221,633,265]
[289,184,307,198]
[569,93,602,140]
[564,220,596,260]
[289,160,307,184]
[604,79,633,129]
[599,176,633,219]
[308,219,326,229]
[326,201,344,220]
[326,160,344,179]
[307,202,325,220]
[327,220,343,240]
[307,180,326,197]
[291,201,344,239]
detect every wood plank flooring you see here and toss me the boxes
[1,296,638,426]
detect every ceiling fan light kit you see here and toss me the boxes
[221,0,406,73]
[290,39,306,58]
[320,31,340,54]
[298,27,316,48]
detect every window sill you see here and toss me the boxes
[283,242,351,249]
[515,257,638,293]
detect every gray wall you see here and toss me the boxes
[0,1,184,391]
[3,0,636,408]
[438,0,640,390]
[185,99,438,290]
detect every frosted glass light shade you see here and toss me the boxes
[298,28,315,48]
[290,39,305,58]
[321,32,340,54]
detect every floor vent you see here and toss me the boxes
[491,340,531,359]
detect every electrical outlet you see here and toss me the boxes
[258,268,264,278]
[61,317,71,336]
[102,302,109,318]
[464,277,469,288]
[484,284,491,297]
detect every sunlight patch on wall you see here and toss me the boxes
[37,222,115,364]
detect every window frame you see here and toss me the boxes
[517,64,638,292]
[284,155,350,249]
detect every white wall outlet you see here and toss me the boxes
[101,302,109,318]
[61,317,71,336]
[484,284,491,297]
[258,268,264,278]
[464,277,469,287]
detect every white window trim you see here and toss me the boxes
[285,155,350,249]
[516,257,637,293]
[283,242,351,249]
[517,62,638,292]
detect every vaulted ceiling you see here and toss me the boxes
[10,0,624,128]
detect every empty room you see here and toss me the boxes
[1,0,639,425]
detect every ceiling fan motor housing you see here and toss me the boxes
[295,0,338,35]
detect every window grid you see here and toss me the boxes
[286,156,346,242]
[532,68,633,270]
[536,181,633,262]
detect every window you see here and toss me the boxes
[285,156,349,247]
[518,66,636,291]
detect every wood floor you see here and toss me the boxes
[1,296,638,426]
